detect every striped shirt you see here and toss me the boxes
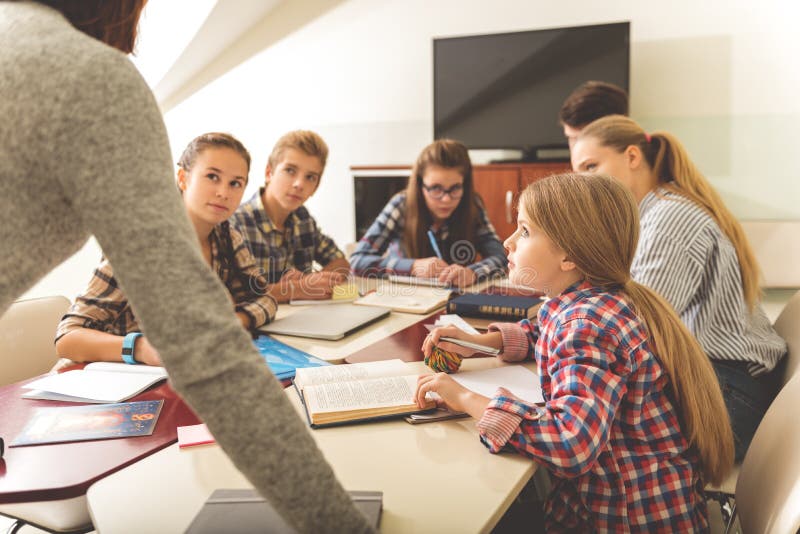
[231,189,345,283]
[56,222,277,341]
[349,192,507,280]
[632,188,786,376]
[480,281,708,533]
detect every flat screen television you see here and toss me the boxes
[433,22,629,161]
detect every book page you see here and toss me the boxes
[85,361,167,377]
[21,369,168,403]
[294,359,408,389]
[355,284,451,314]
[304,375,420,414]
[452,365,543,404]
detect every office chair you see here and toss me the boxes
[707,288,800,530]
[0,295,71,387]
[728,375,800,533]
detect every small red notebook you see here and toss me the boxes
[177,423,215,448]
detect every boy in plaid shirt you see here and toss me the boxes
[419,174,734,532]
[231,130,349,303]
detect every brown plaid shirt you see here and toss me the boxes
[56,222,276,341]
[231,188,345,283]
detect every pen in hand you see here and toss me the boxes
[427,230,444,260]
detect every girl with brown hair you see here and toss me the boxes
[571,115,786,462]
[417,173,733,531]
[350,139,507,287]
[55,133,276,365]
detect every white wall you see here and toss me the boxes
[23,0,800,300]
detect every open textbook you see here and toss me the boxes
[294,359,436,428]
[22,362,167,404]
[293,359,544,428]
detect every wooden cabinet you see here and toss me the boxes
[473,162,571,239]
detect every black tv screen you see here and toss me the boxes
[433,22,629,158]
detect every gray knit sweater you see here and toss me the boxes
[0,3,372,532]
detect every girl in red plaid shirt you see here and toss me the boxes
[418,173,734,532]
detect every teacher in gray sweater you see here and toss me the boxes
[0,2,372,532]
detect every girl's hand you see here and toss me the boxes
[437,264,476,288]
[292,271,347,300]
[422,326,500,358]
[135,336,162,366]
[422,326,473,358]
[415,373,490,417]
[411,257,448,278]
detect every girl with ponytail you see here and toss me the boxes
[417,173,733,532]
[571,115,786,462]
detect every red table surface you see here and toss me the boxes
[0,376,200,505]
[344,311,443,364]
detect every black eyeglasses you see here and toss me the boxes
[1,436,4,459]
[421,183,464,200]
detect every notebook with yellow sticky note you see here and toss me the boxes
[289,282,360,305]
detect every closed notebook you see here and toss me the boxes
[186,489,382,534]
[11,400,163,446]
[21,362,167,404]
[259,304,390,340]
[446,292,542,321]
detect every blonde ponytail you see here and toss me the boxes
[522,174,734,485]
[581,116,761,311]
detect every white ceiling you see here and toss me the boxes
[131,0,283,109]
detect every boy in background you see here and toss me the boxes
[559,80,628,148]
[232,130,349,302]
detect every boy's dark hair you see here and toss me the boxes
[558,81,629,129]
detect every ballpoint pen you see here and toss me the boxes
[427,229,443,260]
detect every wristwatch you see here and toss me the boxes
[122,332,143,365]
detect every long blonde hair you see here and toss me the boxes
[579,115,761,310]
[521,173,734,486]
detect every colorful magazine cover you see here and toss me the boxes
[254,335,331,380]
[11,399,163,447]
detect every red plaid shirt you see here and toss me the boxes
[479,281,708,533]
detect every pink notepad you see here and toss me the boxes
[177,423,215,448]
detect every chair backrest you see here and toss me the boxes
[0,296,71,386]
[742,221,800,288]
[736,375,800,534]
[773,289,800,386]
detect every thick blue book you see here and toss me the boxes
[11,400,163,446]
[253,335,331,380]
[446,292,543,321]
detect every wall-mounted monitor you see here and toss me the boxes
[433,22,629,161]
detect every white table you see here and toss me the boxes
[266,277,492,363]
[86,360,538,533]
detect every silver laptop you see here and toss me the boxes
[258,303,391,340]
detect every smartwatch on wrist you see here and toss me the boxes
[122,332,143,365]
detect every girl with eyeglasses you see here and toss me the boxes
[350,139,507,287]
